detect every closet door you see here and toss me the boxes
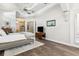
[75,14,79,43]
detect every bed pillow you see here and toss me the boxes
[20,32,35,39]
[25,32,34,37]
[0,29,7,36]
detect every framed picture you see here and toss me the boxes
[47,20,56,27]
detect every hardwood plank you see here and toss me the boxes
[17,39,79,56]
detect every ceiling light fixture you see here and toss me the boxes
[23,8,34,14]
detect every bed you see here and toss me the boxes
[0,29,34,50]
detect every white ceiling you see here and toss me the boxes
[0,3,54,12]
[0,3,34,11]
[0,3,57,17]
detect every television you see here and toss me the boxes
[37,26,43,32]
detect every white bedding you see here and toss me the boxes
[0,32,35,43]
[9,32,35,39]
[0,34,26,43]
[10,32,35,37]
[20,32,35,37]
[0,30,35,50]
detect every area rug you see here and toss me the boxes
[4,41,44,56]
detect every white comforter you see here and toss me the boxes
[0,32,35,50]
[0,32,35,43]
[9,32,35,39]
[0,34,26,43]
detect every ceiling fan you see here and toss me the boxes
[23,8,34,14]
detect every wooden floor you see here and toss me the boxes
[17,39,79,56]
[1,39,79,56]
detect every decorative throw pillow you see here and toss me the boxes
[0,29,7,36]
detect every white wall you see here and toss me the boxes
[69,4,79,45]
[0,13,5,28]
[24,4,79,48]
[0,12,16,32]
[25,4,70,45]
[35,4,70,44]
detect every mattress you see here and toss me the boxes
[0,34,34,50]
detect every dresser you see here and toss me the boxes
[35,32,45,39]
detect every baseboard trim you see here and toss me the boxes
[46,38,79,48]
